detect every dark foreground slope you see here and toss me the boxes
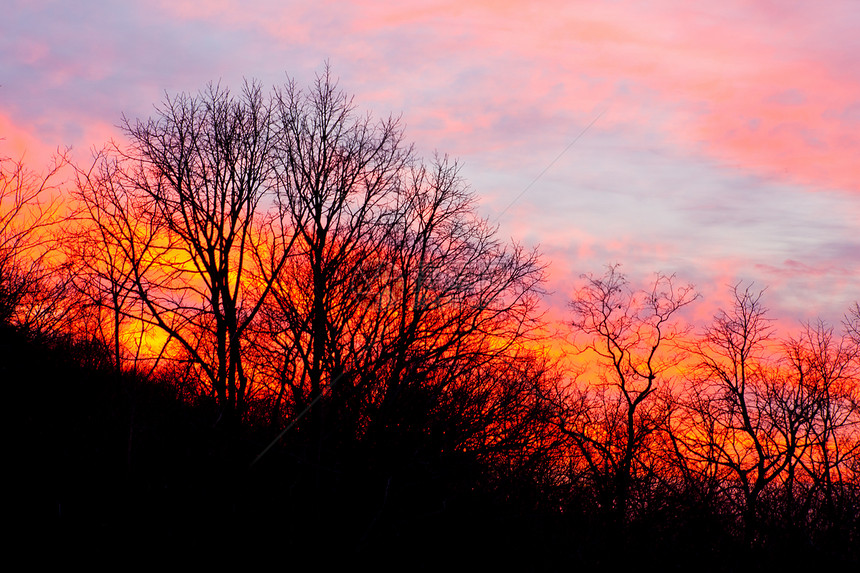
[7,324,558,568]
[7,325,858,570]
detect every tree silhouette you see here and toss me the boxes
[80,80,297,421]
[781,319,860,532]
[557,265,697,527]
[249,70,550,475]
[681,284,799,542]
[0,150,73,334]
[72,155,164,375]
[259,66,412,441]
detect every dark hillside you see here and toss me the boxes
[7,322,859,569]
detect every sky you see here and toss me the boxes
[2,0,858,332]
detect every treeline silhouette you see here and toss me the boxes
[4,68,858,568]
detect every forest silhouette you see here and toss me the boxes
[4,69,859,568]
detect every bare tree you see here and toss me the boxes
[251,66,412,442]
[254,69,550,468]
[783,319,860,527]
[0,150,73,334]
[558,265,698,526]
[682,284,798,540]
[675,288,860,544]
[82,80,297,421]
[362,156,547,431]
[71,154,166,375]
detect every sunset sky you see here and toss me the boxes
[3,0,858,329]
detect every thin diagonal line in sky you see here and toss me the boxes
[493,107,607,223]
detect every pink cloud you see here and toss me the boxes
[17,0,852,194]
[1,106,120,177]
[326,0,860,192]
[0,112,39,162]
